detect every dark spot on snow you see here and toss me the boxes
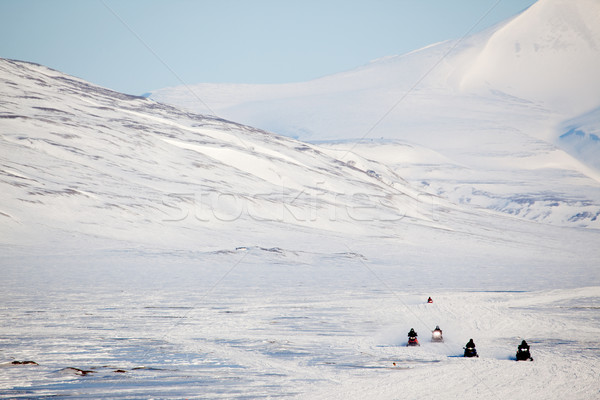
[212,249,236,255]
[332,252,366,260]
[27,188,81,197]
[32,106,74,115]
[49,131,80,139]
[260,247,284,254]
[59,367,96,376]
[220,310,247,314]
[131,366,166,371]
[10,360,39,365]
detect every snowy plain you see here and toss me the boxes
[2,0,600,398]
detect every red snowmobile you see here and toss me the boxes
[407,328,420,346]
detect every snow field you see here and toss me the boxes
[1,253,598,399]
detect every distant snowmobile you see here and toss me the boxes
[407,328,420,346]
[431,325,443,342]
[464,339,478,357]
[427,297,433,303]
[516,340,533,361]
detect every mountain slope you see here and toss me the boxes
[460,0,600,115]
[3,56,599,257]
[151,0,600,141]
[150,0,600,229]
[1,58,457,253]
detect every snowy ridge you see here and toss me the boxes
[460,0,600,114]
[0,58,449,252]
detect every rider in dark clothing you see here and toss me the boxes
[518,340,529,351]
[408,328,417,337]
[517,339,532,360]
[464,338,478,357]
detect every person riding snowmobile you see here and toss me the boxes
[516,340,533,361]
[431,325,443,342]
[464,338,478,357]
[407,328,419,346]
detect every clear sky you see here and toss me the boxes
[1,0,536,95]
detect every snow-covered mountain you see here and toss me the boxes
[150,0,600,228]
[151,0,600,142]
[460,0,600,115]
[1,54,599,278]
[1,58,451,254]
[2,49,600,400]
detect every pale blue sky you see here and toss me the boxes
[1,0,535,95]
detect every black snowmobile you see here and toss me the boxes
[407,328,420,346]
[463,339,478,357]
[516,340,533,361]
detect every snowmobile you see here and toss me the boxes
[463,339,478,357]
[431,326,443,342]
[464,346,478,357]
[516,341,533,361]
[407,336,420,346]
[407,328,420,346]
